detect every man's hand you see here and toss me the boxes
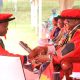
[35,55,50,63]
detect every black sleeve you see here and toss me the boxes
[61,42,75,56]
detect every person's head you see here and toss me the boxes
[64,19,80,31]
[52,16,58,26]
[57,18,64,29]
[52,9,57,14]
[60,9,80,31]
[0,13,15,36]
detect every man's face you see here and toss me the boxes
[64,19,78,31]
[0,22,8,36]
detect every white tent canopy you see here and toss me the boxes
[30,0,75,39]
[59,0,74,12]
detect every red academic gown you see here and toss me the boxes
[52,29,80,79]
[0,45,25,64]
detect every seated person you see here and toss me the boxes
[49,16,64,46]
[49,16,59,40]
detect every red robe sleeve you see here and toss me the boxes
[60,30,80,72]
[62,29,80,60]
[0,46,25,64]
[52,29,80,63]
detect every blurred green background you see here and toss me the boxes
[1,0,80,50]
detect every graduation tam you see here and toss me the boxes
[0,13,15,23]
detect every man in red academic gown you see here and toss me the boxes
[52,9,80,80]
[0,13,27,64]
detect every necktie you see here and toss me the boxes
[0,39,5,49]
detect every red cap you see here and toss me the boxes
[60,9,80,19]
[0,13,15,23]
